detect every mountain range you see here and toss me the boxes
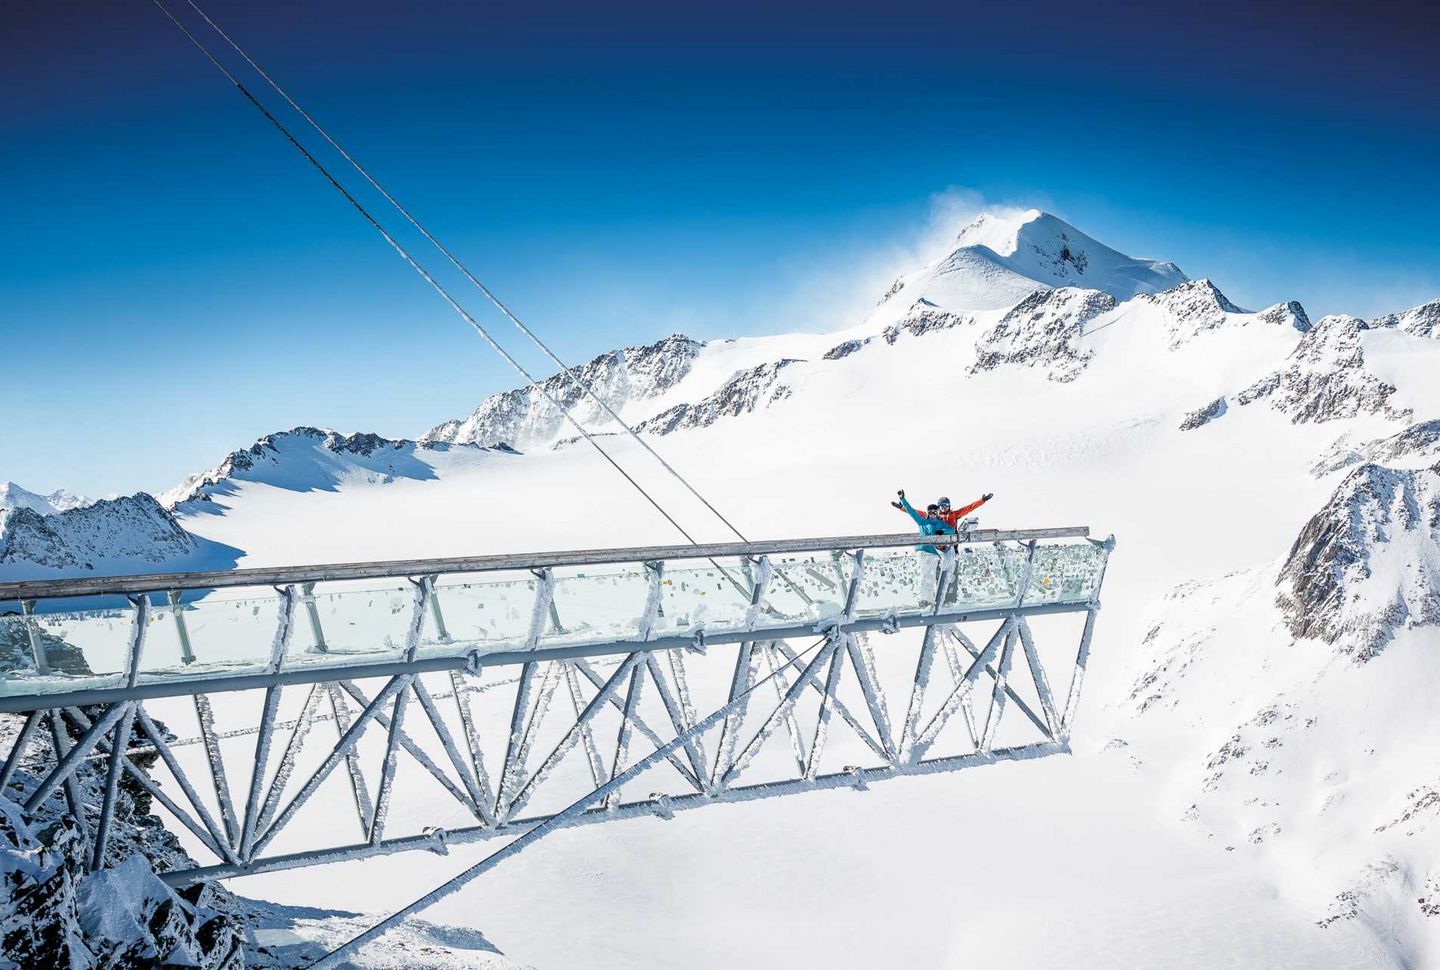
[4,207,1440,967]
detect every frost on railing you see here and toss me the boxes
[0,537,1108,700]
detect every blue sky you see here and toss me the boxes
[3,0,1438,497]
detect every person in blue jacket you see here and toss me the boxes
[890,489,956,554]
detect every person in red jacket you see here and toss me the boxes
[932,492,993,530]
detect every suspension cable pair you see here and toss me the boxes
[149,0,738,549]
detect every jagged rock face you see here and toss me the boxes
[970,287,1117,381]
[424,334,704,448]
[1254,300,1312,333]
[636,360,801,436]
[1236,314,1407,424]
[1138,279,1245,348]
[0,725,243,969]
[822,339,866,360]
[1373,298,1440,338]
[1180,396,1228,431]
[1276,462,1440,660]
[881,301,972,345]
[1313,420,1440,476]
[0,495,197,571]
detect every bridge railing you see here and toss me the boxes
[0,527,1105,712]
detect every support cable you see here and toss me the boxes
[148,0,701,547]
[179,0,754,546]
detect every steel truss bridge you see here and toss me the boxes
[0,527,1110,954]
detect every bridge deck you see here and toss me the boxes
[0,528,1103,711]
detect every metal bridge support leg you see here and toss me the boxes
[1060,605,1099,742]
[19,599,49,675]
[91,703,137,870]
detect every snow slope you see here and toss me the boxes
[8,212,1440,968]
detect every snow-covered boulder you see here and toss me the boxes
[423,334,704,449]
[970,287,1117,381]
[1236,314,1407,424]
[1277,462,1440,660]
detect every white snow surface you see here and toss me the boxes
[14,213,1440,968]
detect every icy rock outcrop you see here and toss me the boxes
[1180,396,1228,431]
[1254,300,1312,333]
[423,334,704,449]
[881,300,972,345]
[970,287,1117,381]
[0,735,242,968]
[1276,462,1440,660]
[1138,279,1245,348]
[822,338,869,360]
[1313,420,1440,477]
[1236,314,1407,424]
[0,494,198,571]
[636,360,801,436]
[1372,298,1440,338]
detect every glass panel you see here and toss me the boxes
[536,564,653,648]
[854,549,942,617]
[760,551,856,628]
[1026,543,1107,605]
[424,570,539,656]
[0,598,132,695]
[281,580,416,671]
[149,587,287,679]
[652,557,757,639]
[947,544,1028,611]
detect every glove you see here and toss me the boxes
[890,501,903,510]
[896,489,905,499]
[982,492,994,501]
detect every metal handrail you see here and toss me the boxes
[0,526,1089,601]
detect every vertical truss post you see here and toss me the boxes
[91,702,137,869]
[899,548,958,761]
[239,585,297,860]
[563,665,608,789]
[979,625,1017,752]
[605,661,645,809]
[1016,617,1059,737]
[326,684,376,838]
[166,590,196,664]
[123,594,151,687]
[710,557,771,791]
[448,671,496,817]
[369,579,431,844]
[193,693,241,846]
[638,561,664,641]
[301,582,328,653]
[1060,606,1098,741]
[45,712,88,840]
[18,599,49,675]
[806,550,865,779]
[425,576,451,643]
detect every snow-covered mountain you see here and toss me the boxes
[869,209,1187,317]
[0,482,93,535]
[0,493,240,581]
[7,210,1440,968]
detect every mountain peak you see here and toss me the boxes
[877,209,1189,315]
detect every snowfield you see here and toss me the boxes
[4,208,1438,968]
